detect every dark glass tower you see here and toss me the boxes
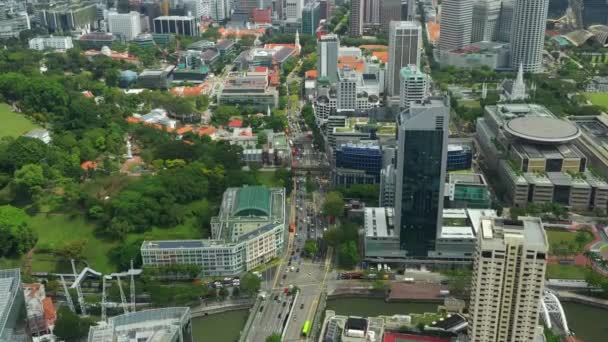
[395,97,449,257]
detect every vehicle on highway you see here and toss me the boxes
[278,313,281,319]
[282,274,287,279]
[300,303,304,309]
[282,301,287,307]
[259,305,264,312]
[296,268,300,272]
[274,295,279,301]
[302,320,311,336]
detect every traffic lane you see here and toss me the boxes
[284,291,315,341]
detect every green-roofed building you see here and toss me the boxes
[141,185,286,276]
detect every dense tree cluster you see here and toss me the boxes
[0,205,37,257]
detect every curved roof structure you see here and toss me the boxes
[504,117,581,143]
[233,186,271,216]
[589,25,608,46]
[563,30,595,46]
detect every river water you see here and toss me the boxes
[190,299,608,342]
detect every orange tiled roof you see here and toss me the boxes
[42,297,56,323]
[175,126,193,135]
[305,70,318,79]
[81,161,98,170]
[171,82,211,96]
[126,116,141,124]
[229,119,243,128]
[372,51,389,64]
[197,126,216,136]
[427,21,440,42]
[82,91,94,98]
[338,56,365,72]
[219,27,266,38]
[360,45,388,51]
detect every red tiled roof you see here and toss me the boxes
[175,126,193,135]
[372,51,388,63]
[338,56,365,72]
[360,44,388,51]
[42,297,56,324]
[126,116,141,124]
[305,70,318,79]
[197,126,216,136]
[229,119,243,128]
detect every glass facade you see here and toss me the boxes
[447,146,472,171]
[398,130,445,256]
[334,144,382,182]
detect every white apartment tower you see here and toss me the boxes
[387,21,421,97]
[337,68,358,112]
[399,65,429,109]
[510,0,549,73]
[471,0,502,43]
[438,0,474,52]
[468,216,548,342]
[107,11,141,41]
[317,34,340,82]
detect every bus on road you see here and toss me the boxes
[302,320,311,336]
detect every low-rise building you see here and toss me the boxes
[88,307,192,342]
[477,103,608,211]
[78,32,119,50]
[586,76,608,92]
[24,128,52,144]
[138,65,176,89]
[439,41,511,70]
[142,186,285,276]
[0,4,30,39]
[332,142,383,186]
[0,268,26,341]
[319,311,385,342]
[379,164,396,207]
[446,173,491,209]
[218,68,279,110]
[29,36,74,51]
[23,283,56,337]
[569,114,608,177]
[447,144,473,171]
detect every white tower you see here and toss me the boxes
[295,30,301,54]
[438,0,474,52]
[387,21,422,97]
[510,0,549,73]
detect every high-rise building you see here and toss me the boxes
[108,11,142,41]
[285,0,303,20]
[468,216,548,342]
[405,0,416,21]
[349,0,364,36]
[364,0,380,25]
[210,0,230,22]
[337,68,358,112]
[510,0,549,73]
[395,97,449,256]
[496,0,514,42]
[317,34,340,82]
[153,16,200,36]
[380,0,402,32]
[471,0,501,43]
[438,0,474,52]
[184,0,210,20]
[387,21,421,97]
[399,65,429,109]
[302,2,321,35]
[379,164,396,207]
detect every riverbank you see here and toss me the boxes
[190,299,255,318]
[557,290,608,309]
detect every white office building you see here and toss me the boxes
[471,0,502,43]
[337,68,358,112]
[210,0,230,22]
[387,21,421,97]
[379,164,396,207]
[510,0,549,73]
[141,186,286,276]
[28,36,74,51]
[399,65,429,109]
[107,11,141,41]
[438,0,474,52]
[317,34,340,82]
[468,216,548,342]
[284,0,303,20]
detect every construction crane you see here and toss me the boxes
[60,275,76,313]
[101,276,107,322]
[71,259,87,316]
[116,275,130,314]
[130,260,136,313]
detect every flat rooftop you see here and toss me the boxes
[570,115,608,157]
[449,173,486,185]
[365,207,395,238]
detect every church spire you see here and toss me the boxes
[295,30,301,54]
[511,63,527,100]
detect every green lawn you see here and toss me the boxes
[256,171,283,188]
[15,211,204,274]
[0,103,39,138]
[461,100,481,108]
[546,264,588,280]
[584,92,608,109]
[546,229,577,246]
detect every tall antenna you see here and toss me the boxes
[101,276,107,322]
[130,260,136,312]
[60,275,76,313]
[116,276,130,314]
[71,259,87,316]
